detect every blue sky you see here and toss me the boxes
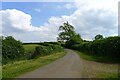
[0,0,119,42]
[2,2,77,26]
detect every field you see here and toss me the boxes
[22,44,41,59]
[23,44,40,53]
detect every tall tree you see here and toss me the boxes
[57,21,76,42]
[57,22,83,48]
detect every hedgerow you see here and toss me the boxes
[30,44,64,59]
[71,36,120,57]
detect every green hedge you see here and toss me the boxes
[30,44,64,59]
[71,36,120,57]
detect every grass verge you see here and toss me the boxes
[75,50,119,78]
[75,50,119,63]
[2,51,67,78]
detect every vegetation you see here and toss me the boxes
[0,36,2,64]
[1,34,67,77]
[65,34,82,48]
[57,22,119,78]
[2,36,65,65]
[23,44,40,54]
[22,44,41,59]
[2,21,120,78]
[72,36,120,63]
[2,52,66,78]
[58,22,120,63]
[76,51,118,78]
[30,44,64,59]
[57,22,83,48]
[2,36,66,78]
[2,36,25,64]
[0,36,2,79]
[57,21,75,42]
[75,50,119,63]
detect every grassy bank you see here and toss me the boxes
[75,51,119,78]
[75,51,119,63]
[2,51,67,78]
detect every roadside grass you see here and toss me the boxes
[2,51,67,78]
[75,51,119,63]
[75,51,119,78]
[95,72,118,78]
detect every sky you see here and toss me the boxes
[0,0,120,42]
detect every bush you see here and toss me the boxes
[2,36,24,64]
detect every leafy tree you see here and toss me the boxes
[94,34,103,40]
[58,21,83,48]
[57,21,76,42]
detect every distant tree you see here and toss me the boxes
[94,34,104,40]
[57,21,83,48]
[57,21,76,42]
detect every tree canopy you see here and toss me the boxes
[57,21,76,42]
[57,21,82,47]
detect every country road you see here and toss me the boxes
[17,49,118,78]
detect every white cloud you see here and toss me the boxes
[75,0,118,13]
[0,9,56,42]
[1,0,119,42]
[46,0,118,40]
[1,9,44,32]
